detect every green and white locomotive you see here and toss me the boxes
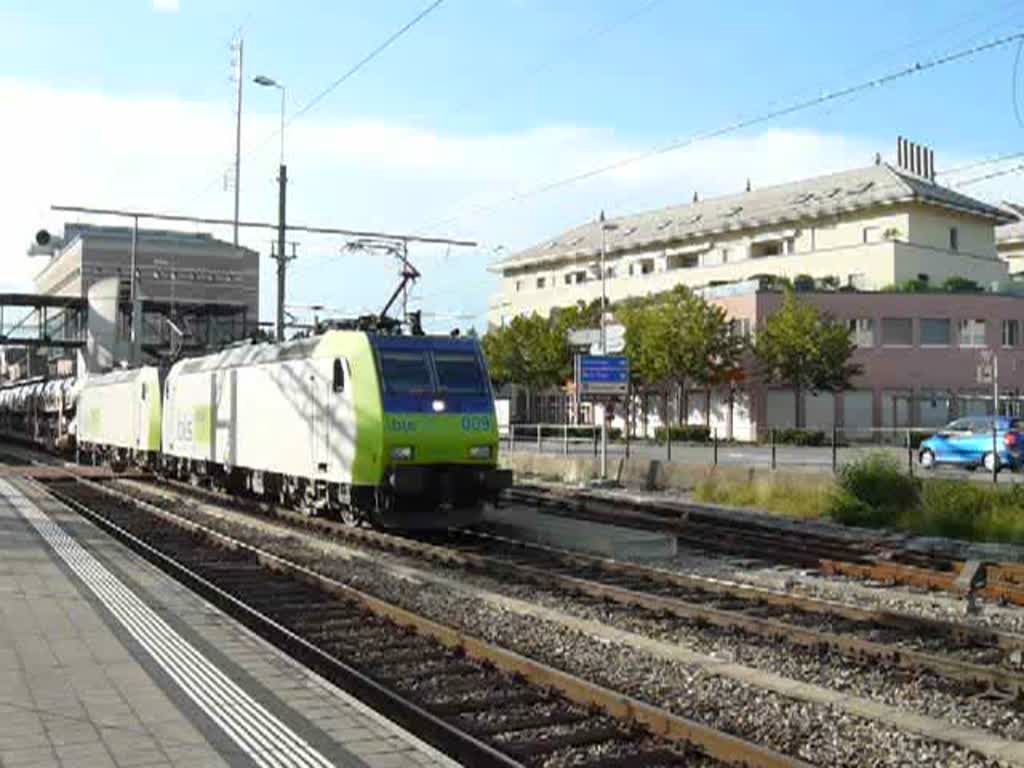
[14,329,511,529]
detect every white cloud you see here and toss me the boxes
[152,0,179,13]
[5,77,986,332]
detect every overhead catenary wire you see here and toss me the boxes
[954,163,1024,187]
[420,30,1024,233]
[186,0,447,203]
[937,149,1024,176]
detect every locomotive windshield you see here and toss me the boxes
[379,352,433,393]
[434,353,487,394]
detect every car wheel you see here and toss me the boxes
[919,449,936,470]
[983,452,999,473]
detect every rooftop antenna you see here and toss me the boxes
[229,32,244,246]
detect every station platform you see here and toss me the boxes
[0,476,459,768]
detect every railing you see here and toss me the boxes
[506,423,603,456]
[503,424,1015,482]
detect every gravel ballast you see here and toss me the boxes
[105,483,1019,768]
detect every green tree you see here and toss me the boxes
[754,291,862,427]
[482,313,574,420]
[481,323,521,387]
[619,286,745,426]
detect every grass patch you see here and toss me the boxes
[691,452,1024,545]
[693,474,832,520]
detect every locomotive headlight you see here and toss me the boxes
[390,446,414,460]
[431,399,446,413]
[468,445,492,459]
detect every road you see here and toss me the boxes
[504,439,1024,483]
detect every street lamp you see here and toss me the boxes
[254,74,288,341]
[253,75,285,166]
[598,211,619,355]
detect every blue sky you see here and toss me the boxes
[1,1,1023,329]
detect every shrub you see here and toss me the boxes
[827,452,919,527]
[827,491,885,527]
[654,425,712,444]
[771,428,827,446]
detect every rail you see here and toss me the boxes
[41,473,808,768]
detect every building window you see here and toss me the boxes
[721,247,731,263]
[729,318,751,339]
[536,276,546,289]
[959,318,986,347]
[667,253,698,270]
[862,226,882,244]
[639,259,655,275]
[1003,319,1020,347]
[605,266,616,278]
[514,280,523,292]
[847,318,874,347]
[881,317,913,346]
[750,240,783,258]
[563,270,586,285]
[919,318,951,346]
[949,227,959,252]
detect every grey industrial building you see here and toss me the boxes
[28,223,260,367]
[0,223,262,380]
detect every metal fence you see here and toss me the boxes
[503,423,1016,483]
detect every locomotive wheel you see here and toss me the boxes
[339,506,362,527]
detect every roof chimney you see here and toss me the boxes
[895,136,936,180]
[874,152,882,166]
[693,191,699,203]
[745,178,751,192]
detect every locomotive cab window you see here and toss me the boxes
[332,359,345,393]
[434,353,487,394]
[379,352,433,393]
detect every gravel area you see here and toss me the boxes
[649,543,1024,636]
[115,484,1014,768]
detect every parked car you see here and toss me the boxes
[918,416,1024,472]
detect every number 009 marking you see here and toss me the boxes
[461,415,491,432]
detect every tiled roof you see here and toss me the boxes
[998,203,1024,244]
[496,164,1014,271]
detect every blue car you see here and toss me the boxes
[919,416,1023,473]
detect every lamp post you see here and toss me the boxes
[254,74,288,341]
[597,211,618,480]
[598,211,618,355]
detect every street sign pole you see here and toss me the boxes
[576,354,629,483]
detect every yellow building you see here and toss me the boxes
[997,210,1024,275]
[489,161,1014,325]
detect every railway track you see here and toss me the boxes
[37,475,806,768]
[103,476,1024,703]
[505,484,1024,606]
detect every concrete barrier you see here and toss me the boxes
[499,451,836,496]
[482,505,677,560]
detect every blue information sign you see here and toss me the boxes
[576,354,629,398]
